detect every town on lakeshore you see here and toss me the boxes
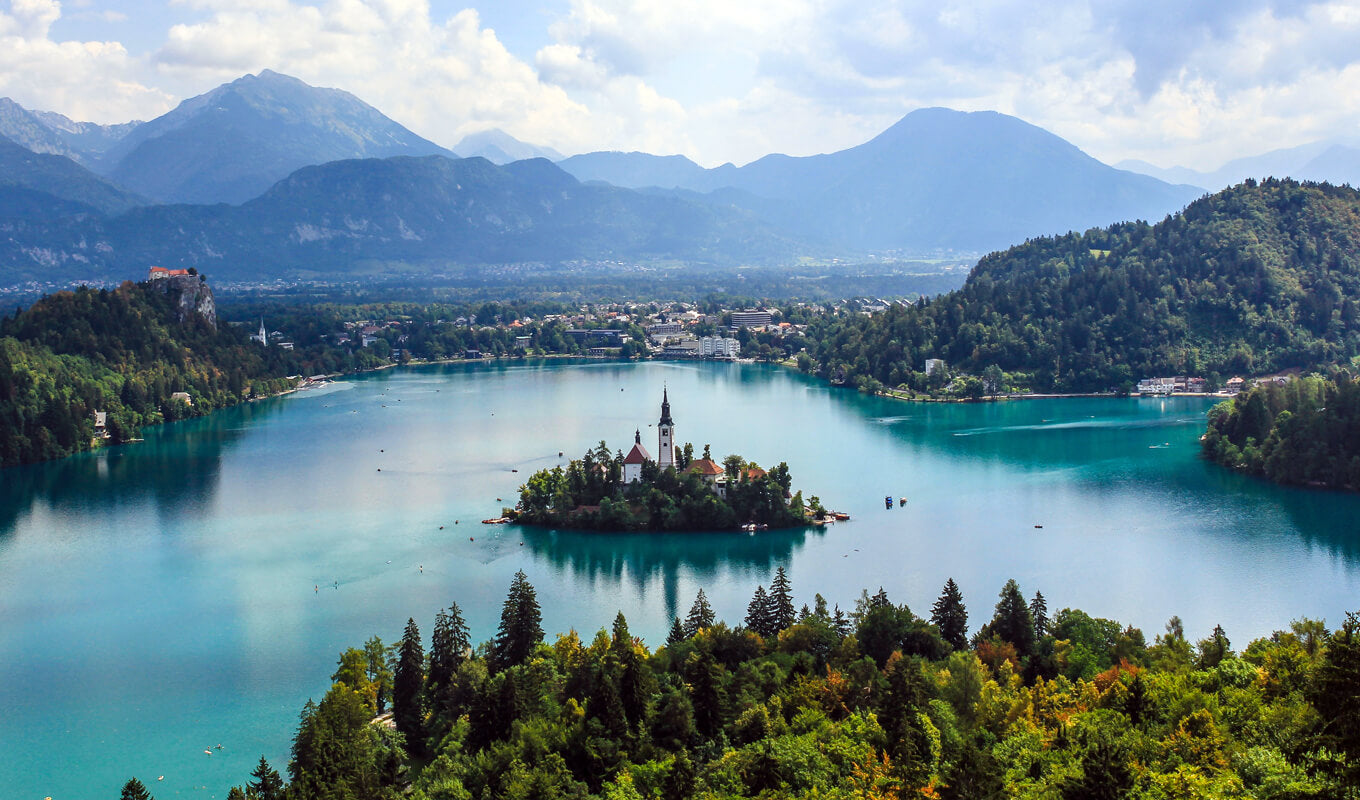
[507,388,827,532]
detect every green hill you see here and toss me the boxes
[804,178,1360,393]
[0,277,303,468]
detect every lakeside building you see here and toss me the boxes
[731,309,773,327]
[700,336,740,359]
[924,358,946,376]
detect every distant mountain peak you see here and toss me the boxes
[99,70,455,204]
[453,128,562,164]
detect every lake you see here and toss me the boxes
[3,359,1359,798]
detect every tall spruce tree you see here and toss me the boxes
[770,567,796,632]
[991,579,1036,657]
[931,578,969,651]
[247,755,284,800]
[684,589,715,637]
[428,602,470,714]
[494,570,543,669]
[745,585,775,638]
[121,778,153,800]
[392,617,426,743]
[666,616,686,645]
[1030,591,1050,639]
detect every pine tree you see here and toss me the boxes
[247,755,284,800]
[666,616,686,645]
[120,778,153,800]
[683,589,715,637]
[931,578,969,651]
[745,585,775,638]
[1030,591,1049,639]
[991,579,1036,657]
[392,617,426,744]
[428,602,470,715]
[494,570,544,669]
[832,604,851,639]
[363,636,393,713]
[770,567,796,632]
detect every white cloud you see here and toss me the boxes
[0,0,172,122]
[3,0,1360,171]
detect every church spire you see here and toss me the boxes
[659,386,673,426]
[635,428,641,444]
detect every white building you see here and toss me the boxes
[250,318,268,344]
[924,358,945,376]
[700,336,740,359]
[731,309,773,327]
[623,430,650,483]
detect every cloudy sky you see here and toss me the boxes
[2,0,1359,169]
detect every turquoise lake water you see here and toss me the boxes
[3,359,1360,798]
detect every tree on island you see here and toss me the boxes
[493,570,543,670]
[513,441,809,532]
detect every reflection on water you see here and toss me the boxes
[0,400,282,535]
[521,523,823,620]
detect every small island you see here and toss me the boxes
[510,389,821,531]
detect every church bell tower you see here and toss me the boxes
[657,387,675,468]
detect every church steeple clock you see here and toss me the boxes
[657,387,675,468]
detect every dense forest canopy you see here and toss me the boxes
[0,278,387,468]
[799,179,1360,393]
[121,570,1360,800]
[1202,371,1360,489]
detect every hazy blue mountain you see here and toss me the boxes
[1118,139,1360,192]
[0,135,146,216]
[556,151,717,189]
[101,70,455,204]
[0,98,75,159]
[558,108,1201,252]
[0,155,801,282]
[31,109,140,161]
[1112,159,1210,189]
[453,129,560,164]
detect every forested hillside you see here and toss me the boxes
[1202,371,1360,489]
[803,179,1360,393]
[0,278,376,468]
[143,570,1360,800]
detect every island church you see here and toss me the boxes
[621,389,730,494]
[622,388,675,483]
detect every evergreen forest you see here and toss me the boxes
[118,570,1360,800]
[1202,371,1360,489]
[796,179,1360,394]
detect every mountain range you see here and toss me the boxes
[6,69,1351,284]
[1117,139,1360,192]
[559,108,1201,252]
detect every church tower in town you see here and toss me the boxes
[657,387,675,468]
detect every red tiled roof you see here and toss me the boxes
[744,466,766,480]
[624,443,651,464]
[689,458,723,476]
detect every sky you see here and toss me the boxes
[2,0,1359,169]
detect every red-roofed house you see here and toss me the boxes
[688,457,728,497]
[623,430,651,483]
[147,266,191,280]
